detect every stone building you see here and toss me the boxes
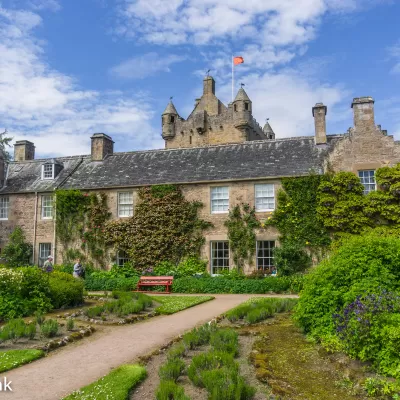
[0,76,399,274]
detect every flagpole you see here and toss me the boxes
[232,55,234,102]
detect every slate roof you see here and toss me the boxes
[0,136,343,193]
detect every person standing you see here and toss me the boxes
[43,256,54,273]
[73,258,84,278]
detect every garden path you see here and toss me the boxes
[1,294,297,400]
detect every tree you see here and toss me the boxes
[2,227,33,267]
[0,130,13,162]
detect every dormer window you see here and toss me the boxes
[42,164,54,179]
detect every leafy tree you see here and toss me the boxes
[273,242,312,276]
[2,227,33,267]
[0,130,13,162]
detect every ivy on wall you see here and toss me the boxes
[104,185,212,271]
[224,204,260,271]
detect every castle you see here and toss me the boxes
[0,75,399,274]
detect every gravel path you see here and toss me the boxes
[1,294,297,400]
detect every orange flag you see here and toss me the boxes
[233,56,244,65]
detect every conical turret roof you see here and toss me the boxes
[263,120,275,135]
[234,87,251,102]
[162,100,178,115]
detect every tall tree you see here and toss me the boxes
[0,130,13,161]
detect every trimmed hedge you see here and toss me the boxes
[84,274,139,291]
[49,272,84,309]
[172,276,304,294]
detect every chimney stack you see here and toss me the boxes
[351,97,375,131]
[90,133,114,161]
[203,76,215,96]
[312,103,327,145]
[14,140,35,161]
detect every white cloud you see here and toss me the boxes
[110,52,186,79]
[0,5,162,157]
[388,40,400,74]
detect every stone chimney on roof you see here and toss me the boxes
[312,103,327,145]
[90,133,114,161]
[14,140,35,161]
[203,76,215,96]
[351,97,375,132]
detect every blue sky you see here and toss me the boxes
[0,0,399,157]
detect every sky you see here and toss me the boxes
[0,0,400,158]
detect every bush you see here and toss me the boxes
[40,319,59,338]
[84,272,139,291]
[158,358,185,382]
[273,242,312,276]
[155,380,189,400]
[210,329,239,356]
[153,257,208,278]
[172,276,304,294]
[110,262,139,278]
[85,305,104,318]
[183,324,214,349]
[0,267,52,321]
[1,227,33,267]
[66,318,74,331]
[0,319,36,342]
[295,234,400,337]
[49,272,84,309]
[167,343,186,361]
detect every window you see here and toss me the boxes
[255,184,275,211]
[170,116,175,123]
[211,186,229,213]
[117,250,130,267]
[234,104,237,112]
[210,241,229,275]
[245,102,249,111]
[0,197,9,220]
[39,243,51,267]
[41,195,53,219]
[358,170,376,194]
[118,192,133,217]
[257,241,275,272]
[42,164,54,179]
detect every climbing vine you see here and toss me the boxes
[224,204,260,271]
[104,185,212,271]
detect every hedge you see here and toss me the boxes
[49,272,84,309]
[171,276,304,294]
[84,274,139,291]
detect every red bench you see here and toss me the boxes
[136,276,174,294]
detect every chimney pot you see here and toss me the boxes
[14,140,35,161]
[90,133,114,161]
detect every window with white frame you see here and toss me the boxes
[210,241,229,275]
[358,170,376,195]
[41,195,53,219]
[255,184,275,211]
[256,241,275,272]
[117,250,130,266]
[211,186,229,213]
[0,197,9,220]
[42,164,54,179]
[118,192,133,217]
[38,243,51,267]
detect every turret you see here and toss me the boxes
[233,87,252,137]
[263,120,275,140]
[162,100,179,141]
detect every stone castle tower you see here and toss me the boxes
[162,76,274,149]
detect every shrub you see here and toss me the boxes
[110,262,139,278]
[188,351,237,387]
[295,234,400,337]
[172,276,304,294]
[210,329,238,356]
[273,242,312,276]
[167,343,186,361]
[155,380,190,400]
[49,272,84,309]
[35,311,45,326]
[66,318,75,331]
[183,324,214,350]
[0,319,36,342]
[85,305,104,318]
[158,358,186,382]
[1,227,33,267]
[40,319,59,338]
[0,267,52,321]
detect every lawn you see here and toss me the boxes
[0,349,45,373]
[153,295,214,315]
[63,364,146,400]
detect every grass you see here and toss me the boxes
[0,349,45,373]
[63,364,146,400]
[152,295,214,315]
